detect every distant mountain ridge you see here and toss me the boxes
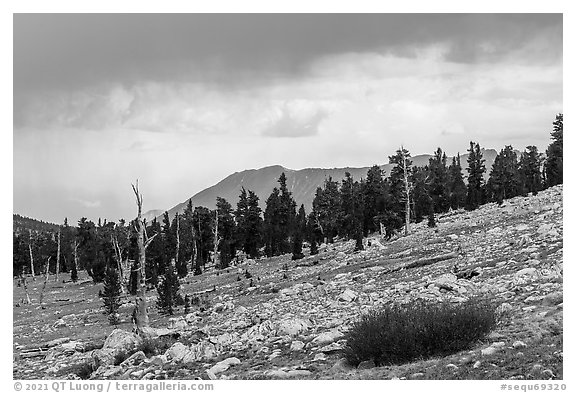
[13,214,61,235]
[159,149,498,220]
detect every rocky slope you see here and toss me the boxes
[13,185,562,380]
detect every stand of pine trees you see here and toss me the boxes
[14,114,562,293]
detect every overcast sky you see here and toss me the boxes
[13,14,562,224]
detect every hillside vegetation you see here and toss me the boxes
[13,185,563,380]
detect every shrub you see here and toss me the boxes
[139,336,177,356]
[343,298,498,366]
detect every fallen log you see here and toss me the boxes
[386,252,458,274]
[20,350,48,359]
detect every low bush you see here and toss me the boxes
[138,335,179,357]
[343,298,498,366]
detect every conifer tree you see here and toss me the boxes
[172,213,186,277]
[145,218,164,286]
[340,172,356,239]
[447,154,467,210]
[77,218,105,282]
[519,146,543,195]
[264,187,281,257]
[311,177,341,243]
[389,147,413,235]
[192,207,214,271]
[216,197,236,268]
[465,142,486,210]
[306,212,321,255]
[181,199,196,276]
[544,113,563,187]
[102,266,122,325]
[411,166,432,223]
[162,212,177,268]
[156,259,181,315]
[486,145,520,204]
[235,188,263,258]
[362,165,388,235]
[264,173,297,256]
[291,205,306,260]
[277,173,297,253]
[428,148,450,213]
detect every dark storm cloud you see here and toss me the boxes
[14,13,562,93]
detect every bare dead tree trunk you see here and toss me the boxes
[175,213,180,269]
[213,210,219,268]
[401,146,411,236]
[131,181,157,336]
[28,230,35,280]
[111,235,128,293]
[20,275,31,304]
[55,229,61,282]
[197,217,203,270]
[190,227,197,276]
[73,240,79,277]
[39,257,51,305]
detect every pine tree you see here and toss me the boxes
[465,142,486,210]
[447,154,467,210]
[312,177,341,243]
[102,266,122,325]
[264,187,281,257]
[181,199,196,277]
[411,166,432,223]
[77,218,105,282]
[145,218,164,287]
[162,212,177,268]
[486,145,520,204]
[216,197,236,268]
[192,206,214,271]
[428,148,450,213]
[362,165,388,235]
[264,173,297,256]
[246,190,263,258]
[544,113,563,187]
[291,205,306,260]
[306,212,321,255]
[519,146,543,195]
[277,173,297,253]
[340,172,356,239]
[389,147,413,235]
[156,259,181,315]
[172,213,186,278]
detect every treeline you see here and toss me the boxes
[13,214,61,234]
[13,114,563,283]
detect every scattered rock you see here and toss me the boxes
[515,268,538,279]
[290,341,305,351]
[311,330,344,346]
[338,289,358,302]
[209,357,241,374]
[165,342,189,362]
[313,353,327,362]
[276,318,310,336]
[287,369,312,378]
[512,341,527,349]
